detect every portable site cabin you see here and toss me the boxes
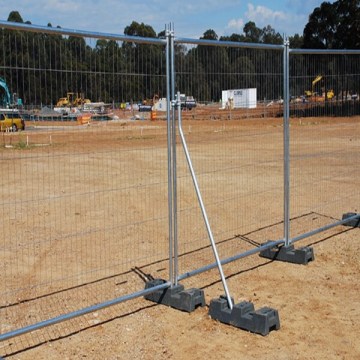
[153,98,167,111]
[221,88,257,109]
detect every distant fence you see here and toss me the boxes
[0,20,359,355]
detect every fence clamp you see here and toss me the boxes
[144,279,205,312]
[209,295,280,336]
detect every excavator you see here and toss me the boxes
[305,75,334,100]
[0,77,22,108]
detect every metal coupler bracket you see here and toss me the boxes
[342,213,360,228]
[209,295,280,336]
[259,241,314,264]
[144,279,205,312]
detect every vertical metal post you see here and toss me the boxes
[170,30,179,286]
[283,38,291,246]
[166,27,174,286]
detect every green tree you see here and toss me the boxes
[200,29,218,41]
[243,21,262,43]
[7,11,23,23]
[219,33,246,43]
[261,25,282,45]
[124,21,157,38]
[197,29,229,101]
[289,34,303,48]
[303,0,360,49]
[336,0,360,48]
[122,21,165,102]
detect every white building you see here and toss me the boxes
[153,98,167,111]
[221,88,257,109]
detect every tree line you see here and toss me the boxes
[0,2,359,108]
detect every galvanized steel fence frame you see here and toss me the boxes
[0,21,173,343]
[0,20,359,346]
[171,37,360,310]
[285,47,360,244]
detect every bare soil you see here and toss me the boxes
[0,109,359,359]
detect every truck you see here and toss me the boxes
[138,94,197,112]
[0,110,25,132]
[178,94,197,110]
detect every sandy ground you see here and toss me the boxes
[0,110,359,359]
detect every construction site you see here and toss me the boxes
[0,21,359,360]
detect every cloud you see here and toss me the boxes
[246,4,287,25]
[225,3,309,36]
[226,18,245,33]
[226,4,287,35]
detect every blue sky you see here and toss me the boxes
[1,0,332,39]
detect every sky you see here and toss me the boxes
[1,0,332,39]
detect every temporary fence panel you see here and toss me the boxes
[0,22,170,353]
[1,19,359,357]
[288,50,360,240]
[172,38,285,287]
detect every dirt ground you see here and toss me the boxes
[0,109,359,359]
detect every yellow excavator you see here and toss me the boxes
[305,75,334,100]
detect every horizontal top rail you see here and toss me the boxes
[4,20,360,54]
[290,48,360,55]
[175,36,284,51]
[0,20,167,45]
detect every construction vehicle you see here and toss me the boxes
[0,110,25,131]
[305,75,334,100]
[56,92,91,107]
[0,77,22,108]
[176,93,197,110]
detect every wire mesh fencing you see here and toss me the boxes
[288,50,360,238]
[0,22,171,352]
[0,20,359,355]
[172,39,285,287]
